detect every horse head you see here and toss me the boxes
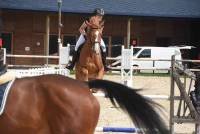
[86,23,102,54]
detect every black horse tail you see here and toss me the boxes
[88,79,169,134]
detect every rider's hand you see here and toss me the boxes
[82,31,86,35]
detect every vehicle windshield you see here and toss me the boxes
[133,48,141,56]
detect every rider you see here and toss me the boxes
[0,13,7,76]
[0,38,7,76]
[66,8,109,71]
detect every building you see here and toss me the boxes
[0,0,200,65]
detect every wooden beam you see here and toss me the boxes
[173,71,200,121]
[173,116,197,123]
[195,124,200,134]
[175,62,196,80]
[108,36,112,57]
[45,15,50,64]
[126,18,132,48]
[170,55,175,134]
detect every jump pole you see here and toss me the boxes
[95,127,140,133]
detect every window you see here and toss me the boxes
[102,36,109,45]
[133,48,141,56]
[49,35,58,55]
[63,35,77,55]
[111,36,124,57]
[102,36,109,55]
[2,33,12,54]
[138,49,151,58]
[63,35,76,46]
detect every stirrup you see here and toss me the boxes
[104,66,110,72]
[65,63,74,70]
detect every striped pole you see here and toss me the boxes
[95,127,140,133]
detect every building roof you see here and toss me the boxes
[1,0,200,18]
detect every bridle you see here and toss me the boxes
[88,26,102,54]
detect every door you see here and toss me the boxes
[2,33,12,64]
[63,35,76,55]
[111,36,123,57]
[48,35,58,64]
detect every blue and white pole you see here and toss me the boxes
[95,127,140,133]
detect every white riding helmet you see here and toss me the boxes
[93,8,105,16]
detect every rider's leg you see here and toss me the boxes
[0,20,5,75]
[66,34,85,70]
[0,64,7,76]
[75,34,86,52]
[0,47,7,75]
[100,39,109,71]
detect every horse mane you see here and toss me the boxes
[86,21,102,30]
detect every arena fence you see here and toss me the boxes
[170,55,200,134]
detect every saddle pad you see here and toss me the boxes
[0,79,15,115]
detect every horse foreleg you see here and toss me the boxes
[97,67,104,79]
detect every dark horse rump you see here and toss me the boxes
[0,75,169,134]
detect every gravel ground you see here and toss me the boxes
[69,74,196,134]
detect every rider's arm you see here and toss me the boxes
[99,20,104,34]
[100,26,104,34]
[79,21,87,35]
[100,20,105,27]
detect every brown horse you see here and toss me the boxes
[0,74,169,134]
[75,24,104,81]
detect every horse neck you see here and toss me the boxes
[79,39,92,58]
[84,35,94,51]
[81,38,101,59]
[84,31,101,55]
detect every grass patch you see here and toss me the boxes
[67,70,192,78]
[69,70,171,77]
[110,72,170,77]
[134,73,170,77]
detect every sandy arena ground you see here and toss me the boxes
[69,74,196,134]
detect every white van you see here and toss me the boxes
[131,47,182,72]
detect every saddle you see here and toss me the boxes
[0,75,15,115]
[0,66,16,115]
[0,70,16,85]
